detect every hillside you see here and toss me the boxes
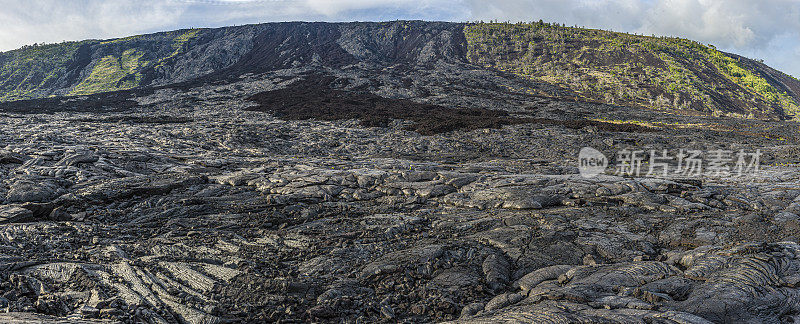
[1,21,799,120]
[464,22,800,119]
[0,21,464,102]
[0,27,247,101]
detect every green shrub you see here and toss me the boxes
[463,22,800,119]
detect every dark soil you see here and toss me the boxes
[527,117,657,133]
[0,90,142,114]
[246,74,657,135]
[245,74,521,135]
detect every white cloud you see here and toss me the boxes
[0,0,185,47]
[638,0,799,49]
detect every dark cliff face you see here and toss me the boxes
[194,21,469,78]
[335,21,467,65]
[0,21,470,103]
[0,20,799,120]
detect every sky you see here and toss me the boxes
[0,0,798,77]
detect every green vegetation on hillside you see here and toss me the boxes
[70,49,147,95]
[70,29,201,95]
[464,22,800,119]
[0,41,94,101]
[0,28,203,101]
[154,29,201,70]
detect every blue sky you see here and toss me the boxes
[1,0,798,77]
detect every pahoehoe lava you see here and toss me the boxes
[0,20,798,324]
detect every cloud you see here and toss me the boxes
[0,0,185,47]
[0,0,797,77]
[639,0,800,49]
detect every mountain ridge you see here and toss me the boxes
[1,20,799,120]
